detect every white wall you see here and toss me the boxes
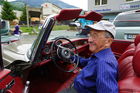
[13,10,22,19]
[42,3,61,17]
[88,0,140,13]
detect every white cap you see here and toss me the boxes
[86,20,116,38]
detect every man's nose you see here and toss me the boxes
[88,36,93,42]
[88,35,95,41]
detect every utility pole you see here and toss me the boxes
[26,4,29,27]
[25,0,29,27]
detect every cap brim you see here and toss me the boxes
[86,24,105,31]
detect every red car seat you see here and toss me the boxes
[125,34,140,51]
[118,43,140,93]
[118,35,140,80]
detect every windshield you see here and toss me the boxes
[48,24,79,41]
[27,16,82,63]
[114,13,140,27]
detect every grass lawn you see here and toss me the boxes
[20,26,38,33]
[20,25,70,34]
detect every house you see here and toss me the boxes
[88,0,140,21]
[41,2,62,19]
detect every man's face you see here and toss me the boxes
[88,30,110,53]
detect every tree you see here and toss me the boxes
[0,0,5,5]
[20,6,27,22]
[1,1,17,21]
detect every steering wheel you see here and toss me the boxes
[50,37,79,72]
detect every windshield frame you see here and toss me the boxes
[0,19,4,70]
[27,15,55,64]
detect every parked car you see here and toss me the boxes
[113,9,140,40]
[0,19,10,35]
[0,9,140,93]
[69,11,103,36]
[0,19,21,43]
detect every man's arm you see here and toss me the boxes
[96,61,118,93]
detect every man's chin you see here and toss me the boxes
[89,47,96,53]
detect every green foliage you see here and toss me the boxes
[1,1,17,21]
[0,0,5,5]
[52,25,69,31]
[20,26,38,33]
[20,6,27,22]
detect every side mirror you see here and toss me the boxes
[1,21,6,29]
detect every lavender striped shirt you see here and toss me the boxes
[74,48,118,93]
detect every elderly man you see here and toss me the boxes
[59,20,118,93]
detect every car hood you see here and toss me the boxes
[2,40,32,66]
[3,43,32,55]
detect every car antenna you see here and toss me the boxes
[0,19,4,70]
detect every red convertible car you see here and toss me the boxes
[0,9,140,93]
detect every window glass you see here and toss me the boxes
[102,0,107,4]
[114,21,140,27]
[95,0,100,5]
[114,13,140,27]
[126,0,133,1]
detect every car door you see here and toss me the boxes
[0,20,24,93]
[0,55,28,93]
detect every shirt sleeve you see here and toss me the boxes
[71,55,89,67]
[96,60,118,93]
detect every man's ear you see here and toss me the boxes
[105,38,113,47]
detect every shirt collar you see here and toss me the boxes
[91,48,112,58]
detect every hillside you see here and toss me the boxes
[11,0,77,9]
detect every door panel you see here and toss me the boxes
[0,69,24,93]
[111,40,133,59]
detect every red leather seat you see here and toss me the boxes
[119,77,140,93]
[125,34,140,51]
[118,35,140,80]
[119,43,140,93]
[118,35,140,62]
[118,55,135,80]
[118,48,135,64]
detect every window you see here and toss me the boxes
[126,0,133,1]
[95,0,107,5]
[95,0,100,5]
[102,0,107,4]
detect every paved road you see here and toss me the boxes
[20,30,79,44]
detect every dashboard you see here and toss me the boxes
[41,38,89,60]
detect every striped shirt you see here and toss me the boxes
[73,48,118,93]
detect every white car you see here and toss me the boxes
[113,9,140,40]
